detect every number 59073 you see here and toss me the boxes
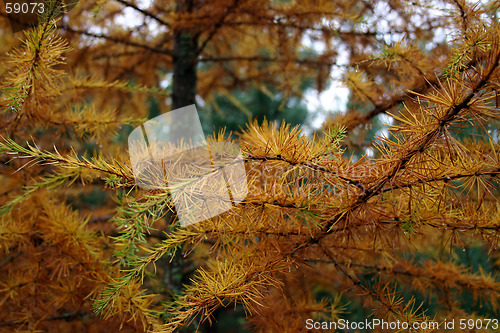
[5,2,44,14]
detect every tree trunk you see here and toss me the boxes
[170,0,200,143]
[172,1,198,110]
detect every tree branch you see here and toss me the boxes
[114,0,171,28]
[58,24,173,56]
[290,46,500,255]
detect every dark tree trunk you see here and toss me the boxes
[170,0,200,143]
[172,1,198,110]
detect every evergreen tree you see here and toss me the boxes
[0,0,499,332]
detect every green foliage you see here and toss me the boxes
[201,84,309,137]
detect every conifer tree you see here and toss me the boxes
[0,0,499,332]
